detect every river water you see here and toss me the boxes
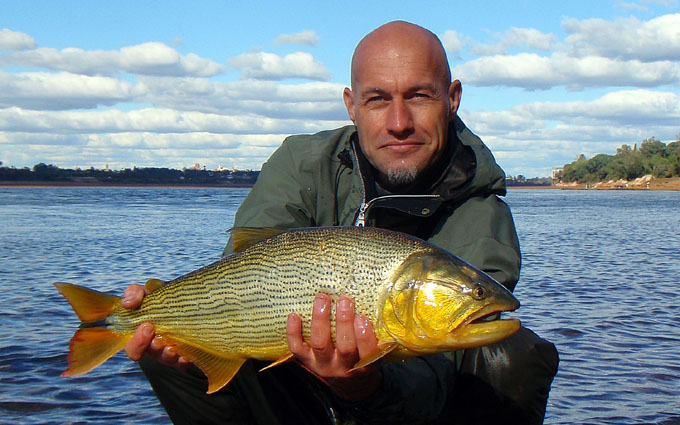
[0,187,678,424]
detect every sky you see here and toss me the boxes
[1,0,679,177]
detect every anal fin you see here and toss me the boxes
[162,336,246,394]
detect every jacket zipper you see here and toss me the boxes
[354,194,442,227]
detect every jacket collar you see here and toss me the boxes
[350,121,477,204]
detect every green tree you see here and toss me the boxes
[616,145,633,156]
[648,155,673,177]
[639,137,666,158]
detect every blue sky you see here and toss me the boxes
[1,0,679,177]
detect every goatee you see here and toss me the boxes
[387,166,418,186]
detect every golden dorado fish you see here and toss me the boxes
[55,226,521,393]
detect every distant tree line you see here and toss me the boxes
[505,175,552,186]
[558,135,680,183]
[0,164,260,186]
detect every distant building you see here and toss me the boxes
[552,167,563,183]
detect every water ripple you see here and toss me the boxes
[1,188,679,424]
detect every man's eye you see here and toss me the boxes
[367,96,384,103]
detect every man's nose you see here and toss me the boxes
[386,98,414,137]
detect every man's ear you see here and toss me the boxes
[343,87,356,123]
[448,80,462,116]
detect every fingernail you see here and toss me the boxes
[142,324,153,337]
[338,298,351,311]
[338,298,351,319]
[315,295,327,313]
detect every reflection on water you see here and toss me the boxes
[0,188,678,424]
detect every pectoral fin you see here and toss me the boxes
[350,342,398,371]
[161,336,246,394]
[259,353,295,372]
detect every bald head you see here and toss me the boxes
[351,21,451,90]
[342,21,462,189]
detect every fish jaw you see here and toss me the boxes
[436,297,521,350]
[443,317,521,350]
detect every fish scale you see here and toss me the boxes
[112,227,423,356]
[56,226,521,394]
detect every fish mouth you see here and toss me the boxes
[466,302,518,325]
[445,303,521,349]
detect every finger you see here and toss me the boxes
[286,313,308,358]
[124,323,155,361]
[309,294,333,365]
[354,315,379,360]
[159,345,181,365]
[121,284,146,310]
[334,297,358,365]
[148,336,190,369]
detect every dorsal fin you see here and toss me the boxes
[145,279,165,292]
[228,227,286,252]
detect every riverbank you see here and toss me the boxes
[554,175,680,191]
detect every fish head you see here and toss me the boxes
[380,250,521,353]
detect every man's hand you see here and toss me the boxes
[122,284,190,368]
[286,294,383,401]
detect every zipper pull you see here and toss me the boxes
[354,202,369,227]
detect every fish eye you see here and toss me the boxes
[472,284,486,300]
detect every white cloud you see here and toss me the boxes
[229,51,331,81]
[615,2,650,12]
[0,42,224,77]
[454,52,680,89]
[462,89,680,176]
[563,14,680,61]
[273,30,320,47]
[137,77,346,119]
[0,29,36,50]
[471,27,556,55]
[0,71,143,110]
[524,89,680,126]
[0,107,346,135]
[441,30,463,54]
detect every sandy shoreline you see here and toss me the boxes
[552,176,680,191]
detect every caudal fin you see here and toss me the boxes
[61,328,131,377]
[54,282,131,377]
[54,282,121,322]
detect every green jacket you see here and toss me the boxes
[216,118,555,425]
[227,116,521,292]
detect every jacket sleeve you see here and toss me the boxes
[431,194,521,291]
[223,139,316,256]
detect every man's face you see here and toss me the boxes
[344,41,461,189]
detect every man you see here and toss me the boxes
[124,21,558,424]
